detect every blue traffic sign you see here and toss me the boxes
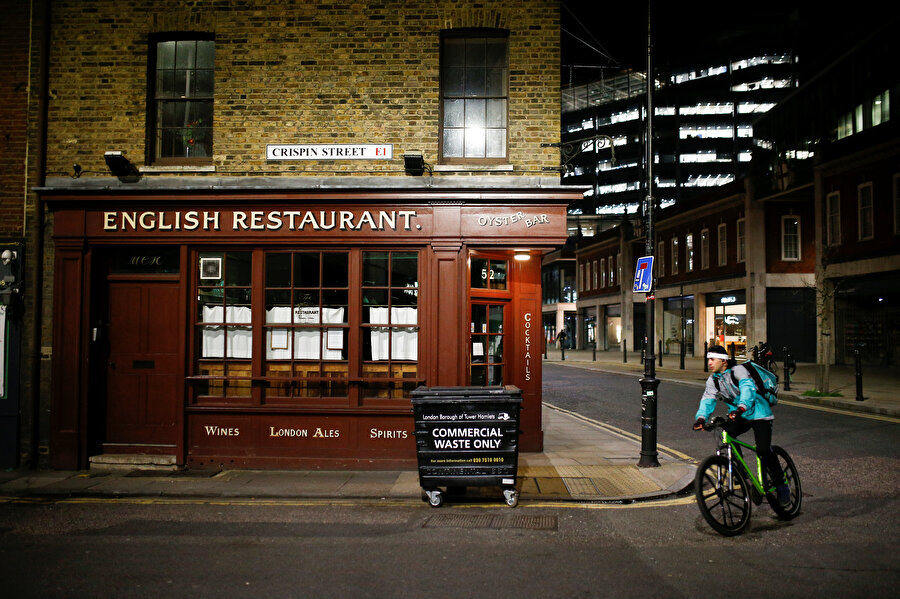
[633,256,654,293]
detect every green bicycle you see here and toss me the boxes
[695,415,802,536]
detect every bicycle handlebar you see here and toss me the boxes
[703,415,730,431]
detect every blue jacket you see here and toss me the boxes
[695,365,775,422]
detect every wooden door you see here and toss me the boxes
[105,281,180,449]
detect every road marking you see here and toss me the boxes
[777,399,900,423]
[544,402,698,463]
[0,494,697,510]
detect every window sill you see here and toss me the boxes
[434,164,514,173]
[140,164,217,174]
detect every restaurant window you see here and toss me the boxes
[470,303,505,386]
[441,29,509,163]
[196,251,252,398]
[263,251,350,401]
[150,35,214,164]
[192,249,419,404]
[362,251,419,400]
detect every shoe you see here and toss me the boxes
[776,484,791,506]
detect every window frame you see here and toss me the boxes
[147,33,215,166]
[657,241,665,278]
[826,191,841,246]
[781,215,801,261]
[189,248,422,409]
[894,174,900,236]
[700,228,710,269]
[671,236,679,275]
[736,218,746,263]
[717,223,727,266]
[439,28,510,165]
[857,182,874,241]
[685,233,694,272]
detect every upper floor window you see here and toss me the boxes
[685,233,694,272]
[826,191,841,246]
[671,237,679,275]
[782,216,801,261]
[858,183,874,240]
[717,223,727,266]
[600,258,606,287]
[657,241,665,277]
[700,229,710,269]
[894,174,900,235]
[441,30,509,163]
[151,36,214,163]
[736,218,746,263]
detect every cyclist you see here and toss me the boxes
[692,344,790,505]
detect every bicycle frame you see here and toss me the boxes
[716,429,774,495]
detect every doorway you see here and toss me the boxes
[103,279,181,454]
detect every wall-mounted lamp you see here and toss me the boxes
[403,152,431,176]
[104,151,139,179]
[513,249,531,261]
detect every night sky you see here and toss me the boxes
[561,1,883,84]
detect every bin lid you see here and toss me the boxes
[410,385,522,403]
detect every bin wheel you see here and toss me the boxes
[503,489,519,508]
[426,490,443,508]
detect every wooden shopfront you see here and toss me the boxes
[43,185,577,470]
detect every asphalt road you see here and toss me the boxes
[0,365,897,598]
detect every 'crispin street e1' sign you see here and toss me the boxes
[266,144,393,160]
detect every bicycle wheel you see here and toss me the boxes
[695,455,752,536]
[765,446,802,519]
[767,359,780,382]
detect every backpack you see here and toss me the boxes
[714,361,779,406]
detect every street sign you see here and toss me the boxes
[633,256,654,293]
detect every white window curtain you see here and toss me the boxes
[370,307,417,361]
[202,305,252,359]
[266,306,345,360]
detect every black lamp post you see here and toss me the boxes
[638,3,660,468]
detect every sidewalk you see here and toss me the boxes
[1,351,894,506]
[0,403,696,505]
[545,348,900,417]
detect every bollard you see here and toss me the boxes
[561,342,565,362]
[703,341,708,372]
[592,342,596,361]
[623,339,627,363]
[728,343,735,359]
[782,346,791,391]
[680,337,685,370]
[658,340,663,367]
[854,346,866,401]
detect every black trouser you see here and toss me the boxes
[724,418,784,486]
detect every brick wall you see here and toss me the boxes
[44,0,560,178]
[0,1,31,235]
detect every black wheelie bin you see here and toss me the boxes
[410,385,522,507]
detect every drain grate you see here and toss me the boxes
[423,513,557,531]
